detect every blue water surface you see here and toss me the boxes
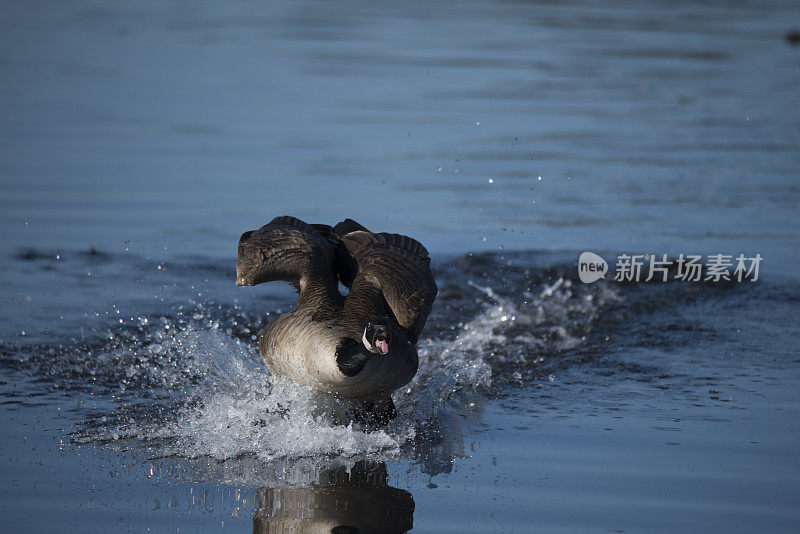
[1,1,799,532]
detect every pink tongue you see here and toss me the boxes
[376,339,389,354]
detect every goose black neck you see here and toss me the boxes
[335,337,373,377]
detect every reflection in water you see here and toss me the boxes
[253,461,414,534]
[402,405,467,478]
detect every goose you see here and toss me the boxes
[236,216,437,417]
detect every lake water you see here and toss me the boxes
[1,1,799,532]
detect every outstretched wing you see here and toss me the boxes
[337,222,437,344]
[236,216,337,293]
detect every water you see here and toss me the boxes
[1,0,799,532]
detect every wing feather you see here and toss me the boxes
[236,216,336,292]
[337,224,437,344]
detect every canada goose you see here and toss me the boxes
[236,216,437,411]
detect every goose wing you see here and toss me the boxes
[236,216,337,293]
[336,220,437,344]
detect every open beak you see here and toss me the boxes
[374,331,389,354]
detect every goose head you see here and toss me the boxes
[363,319,391,355]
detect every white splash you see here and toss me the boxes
[75,274,614,471]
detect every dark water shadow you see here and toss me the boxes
[252,460,414,534]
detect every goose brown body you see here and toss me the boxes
[236,216,437,401]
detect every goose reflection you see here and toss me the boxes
[253,460,414,534]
